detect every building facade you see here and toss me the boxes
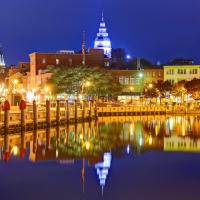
[164,65,200,84]
[110,67,164,95]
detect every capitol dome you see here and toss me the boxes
[94,13,112,58]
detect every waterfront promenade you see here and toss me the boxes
[0,100,200,132]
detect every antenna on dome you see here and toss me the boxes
[101,11,104,22]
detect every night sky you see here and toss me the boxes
[1,0,200,65]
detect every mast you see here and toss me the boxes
[82,31,86,66]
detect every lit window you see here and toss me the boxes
[42,58,46,64]
[124,77,129,85]
[56,59,59,65]
[130,77,135,84]
[119,77,124,84]
[152,71,156,77]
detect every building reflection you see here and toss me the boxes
[1,115,200,190]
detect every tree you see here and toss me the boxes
[154,80,173,101]
[172,80,187,102]
[48,65,122,99]
[184,79,200,99]
[143,83,159,104]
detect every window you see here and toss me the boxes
[42,58,46,64]
[134,79,140,85]
[152,71,156,77]
[189,69,198,74]
[167,79,175,85]
[158,71,161,77]
[166,69,174,75]
[56,59,59,65]
[130,77,135,84]
[177,69,187,74]
[124,77,129,85]
[119,77,124,85]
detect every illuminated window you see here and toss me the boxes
[130,77,135,84]
[124,77,129,85]
[42,58,46,64]
[152,71,156,77]
[56,59,59,65]
[119,77,124,84]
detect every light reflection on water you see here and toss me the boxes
[1,115,200,199]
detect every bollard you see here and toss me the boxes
[33,100,37,129]
[3,100,10,134]
[19,100,26,131]
[46,100,51,127]
[46,127,50,151]
[65,100,69,123]
[56,100,60,126]
[74,100,77,123]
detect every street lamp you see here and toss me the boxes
[148,83,153,104]
[148,83,153,89]
[86,81,91,87]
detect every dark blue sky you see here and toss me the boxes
[1,0,200,65]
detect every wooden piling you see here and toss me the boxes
[46,127,50,151]
[4,109,9,134]
[89,100,92,120]
[56,100,60,125]
[20,109,25,131]
[33,100,37,129]
[74,100,77,123]
[46,100,51,127]
[94,100,98,119]
[65,100,69,123]
[82,100,85,120]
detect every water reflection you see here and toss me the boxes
[1,115,200,192]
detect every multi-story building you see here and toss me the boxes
[110,66,164,97]
[28,48,104,90]
[164,65,200,84]
[30,48,104,76]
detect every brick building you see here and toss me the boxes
[30,48,104,76]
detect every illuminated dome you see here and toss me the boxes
[0,47,5,67]
[94,13,112,58]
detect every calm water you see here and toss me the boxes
[0,115,200,200]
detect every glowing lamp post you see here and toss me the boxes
[148,83,153,104]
